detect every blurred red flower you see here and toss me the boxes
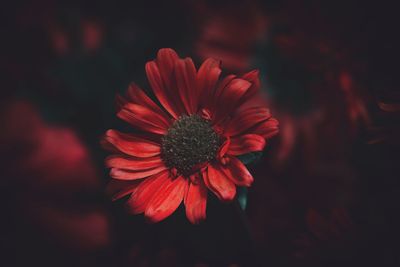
[103,48,278,223]
[194,1,268,72]
[293,208,356,262]
[0,100,111,254]
[369,92,400,145]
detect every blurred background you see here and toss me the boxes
[2,0,400,266]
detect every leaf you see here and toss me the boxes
[236,151,263,165]
[237,187,248,210]
[235,152,263,211]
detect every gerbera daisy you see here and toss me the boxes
[103,48,278,224]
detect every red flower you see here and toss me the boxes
[103,48,278,223]
[1,100,111,253]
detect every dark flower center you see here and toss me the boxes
[161,114,220,176]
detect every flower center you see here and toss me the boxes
[161,114,220,176]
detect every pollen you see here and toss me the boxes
[161,114,220,176]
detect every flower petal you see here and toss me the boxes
[105,155,164,170]
[212,74,236,105]
[197,58,221,108]
[220,156,254,187]
[126,170,170,214]
[106,179,141,201]
[145,49,187,119]
[117,103,169,135]
[217,137,230,160]
[184,179,207,224]
[103,129,161,158]
[204,164,236,201]
[175,58,198,114]
[156,48,179,89]
[110,165,167,180]
[145,61,176,117]
[241,69,260,100]
[212,78,252,125]
[251,118,279,139]
[145,176,188,223]
[227,134,266,156]
[126,83,171,119]
[224,107,271,136]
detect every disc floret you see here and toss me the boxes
[161,115,220,176]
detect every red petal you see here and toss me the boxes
[117,103,169,135]
[145,176,188,223]
[105,155,164,170]
[145,49,186,119]
[217,137,230,160]
[110,165,167,180]
[103,129,161,157]
[126,170,170,214]
[212,74,236,106]
[220,156,254,187]
[175,58,197,114]
[227,134,266,155]
[241,69,260,100]
[224,107,271,136]
[212,78,252,125]
[204,164,236,201]
[115,94,128,110]
[184,180,207,224]
[156,48,179,89]
[156,49,187,115]
[207,74,236,121]
[197,58,221,108]
[252,118,279,139]
[106,179,141,201]
[126,83,170,119]
[146,61,180,119]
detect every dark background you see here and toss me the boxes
[1,1,400,266]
